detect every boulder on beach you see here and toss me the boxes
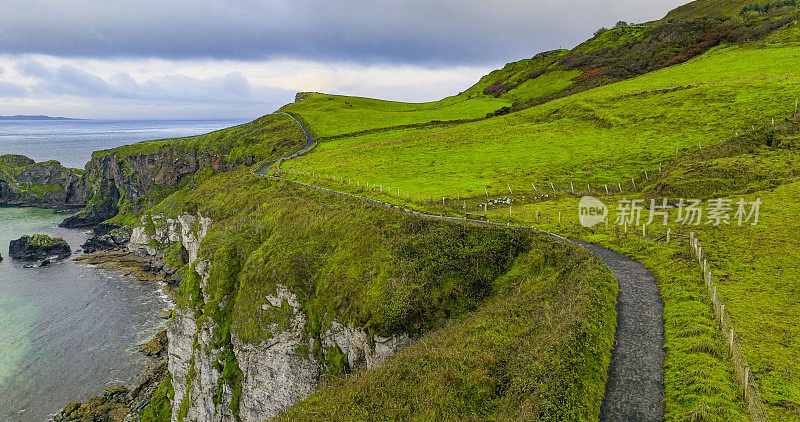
[9,234,72,261]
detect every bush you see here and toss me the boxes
[741,0,798,15]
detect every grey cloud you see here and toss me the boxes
[11,58,285,104]
[0,0,687,65]
[15,59,53,78]
[55,64,111,95]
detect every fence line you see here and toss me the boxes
[687,232,768,421]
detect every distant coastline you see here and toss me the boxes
[0,115,80,121]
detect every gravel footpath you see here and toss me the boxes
[574,240,665,421]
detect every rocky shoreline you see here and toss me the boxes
[51,228,179,422]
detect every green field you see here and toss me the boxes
[282,44,800,200]
[267,10,800,420]
[280,93,509,138]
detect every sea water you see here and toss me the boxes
[0,119,244,420]
[0,119,244,169]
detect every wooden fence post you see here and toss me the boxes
[666,228,671,243]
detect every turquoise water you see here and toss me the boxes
[0,208,168,420]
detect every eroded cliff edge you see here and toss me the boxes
[0,154,86,208]
[121,172,616,421]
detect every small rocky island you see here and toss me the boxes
[9,234,72,261]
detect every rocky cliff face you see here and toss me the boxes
[62,150,252,228]
[0,154,86,208]
[129,213,412,421]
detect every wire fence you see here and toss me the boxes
[689,232,769,422]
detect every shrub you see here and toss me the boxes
[741,0,798,15]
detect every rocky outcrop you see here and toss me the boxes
[52,358,169,422]
[129,213,211,263]
[231,286,320,421]
[125,212,412,421]
[81,223,132,253]
[62,149,252,228]
[230,287,412,421]
[0,154,85,208]
[9,234,71,261]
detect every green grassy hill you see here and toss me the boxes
[476,114,800,420]
[279,93,509,139]
[664,0,778,20]
[281,43,800,198]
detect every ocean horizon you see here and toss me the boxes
[0,118,248,169]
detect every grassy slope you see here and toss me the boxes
[277,240,616,421]
[127,1,800,419]
[664,0,766,20]
[86,113,305,226]
[93,113,305,164]
[142,171,616,420]
[282,44,800,198]
[279,93,509,138]
[479,187,800,420]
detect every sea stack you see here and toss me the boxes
[9,234,72,261]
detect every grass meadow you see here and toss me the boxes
[281,45,800,201]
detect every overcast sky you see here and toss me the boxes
[0,0,688,119]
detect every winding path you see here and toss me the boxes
[257,112,315,175]
[258,113,666,421]
[575,241,665,421]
